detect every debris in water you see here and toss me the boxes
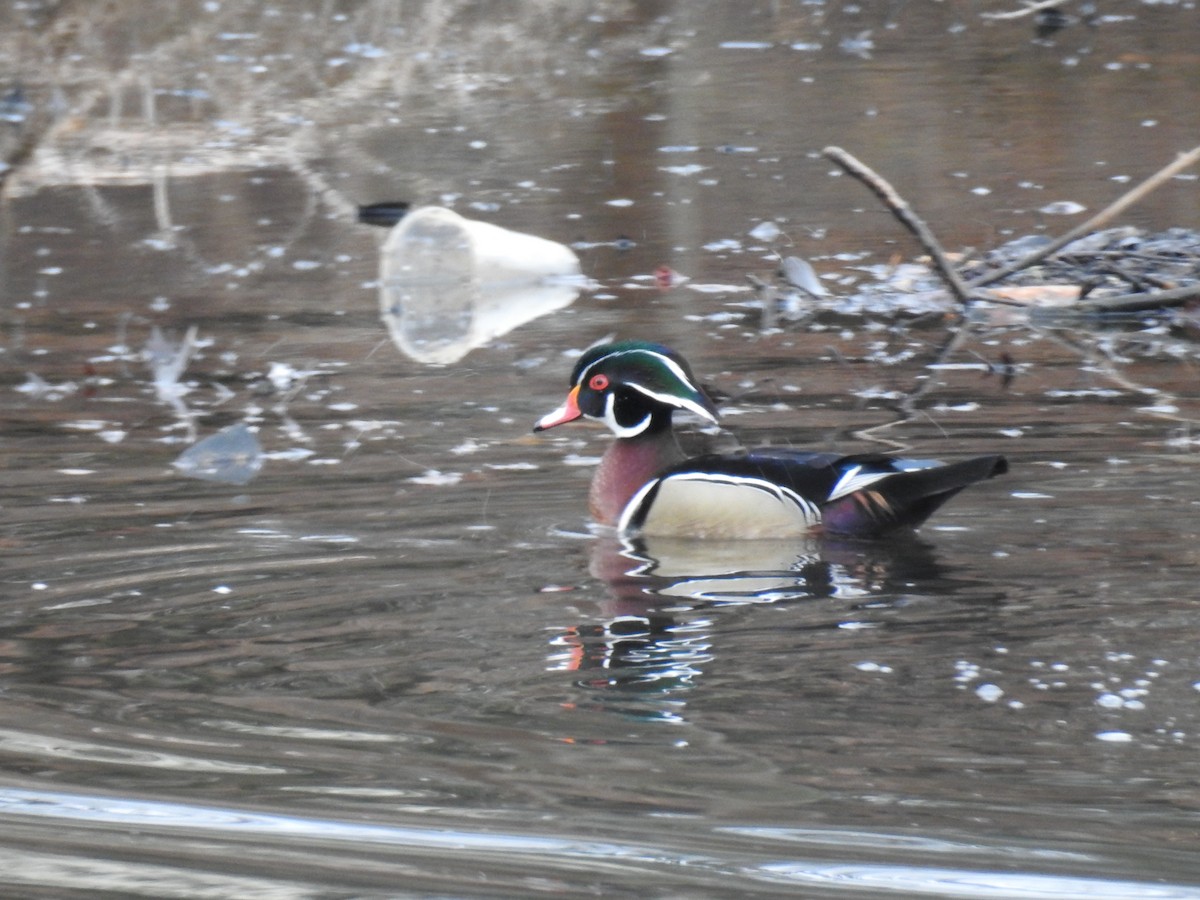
[379,206,581,364]
[173,423,264,485]
[655,266,687,289]
[357,201,410,227]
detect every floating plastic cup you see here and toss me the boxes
[379,206,581,364]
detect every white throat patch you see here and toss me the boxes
[602,392,652,438]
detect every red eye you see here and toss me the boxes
[588,373,610,391]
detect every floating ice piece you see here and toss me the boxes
[780,256,828,296]
[407,469,463,486]
[264,447,315,461]
[975,683,1004,703]
[173,423,263,485]
[840,30,874,57]
[1040,200,1087,216]
[380,206,581,365]
[660,164,707,176]
[854,661,893,673]
[703,238,742,252]
[748,221,781,242]
[685,283,751,294]
[15,372,77,400]
[343,42,386,58]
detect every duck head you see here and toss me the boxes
[534,340,719,438]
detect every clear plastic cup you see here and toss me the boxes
[379,206,581,364]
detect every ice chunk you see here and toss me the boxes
[173,423,263,485]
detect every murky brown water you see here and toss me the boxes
[4,1,1200,897]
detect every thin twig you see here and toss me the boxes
[969,144,1200,289]
[823,145,975,307]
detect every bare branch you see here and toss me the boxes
[823,146,975,307]
[969,144,1200,289]
[1076,284,1200,314]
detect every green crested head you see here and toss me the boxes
[553,340,718,437]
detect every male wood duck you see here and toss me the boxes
[534,340,1007,539]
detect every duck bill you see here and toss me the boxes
[533,385,582,432]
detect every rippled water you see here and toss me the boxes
[4,1,1200,896]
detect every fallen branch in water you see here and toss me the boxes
[1075,283,1200,314]
[823,145,975,307]
[968,144,1200,289]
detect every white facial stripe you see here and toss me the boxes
[627,382,718,423]
[603,392,652,438]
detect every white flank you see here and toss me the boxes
[621,472,820,539]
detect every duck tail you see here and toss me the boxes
[822,454,1008,537]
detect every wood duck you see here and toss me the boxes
[534,340,1007,539]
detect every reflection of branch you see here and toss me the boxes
[146,325,200,441]
[981,0,1076,21]
[1034,326,1197,428]
[851,325,972,450]
[969,145,1200,289]
[823,146,974,307]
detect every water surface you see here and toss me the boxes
[3,1,1200,896]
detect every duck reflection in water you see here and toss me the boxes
[548,532,947,721]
